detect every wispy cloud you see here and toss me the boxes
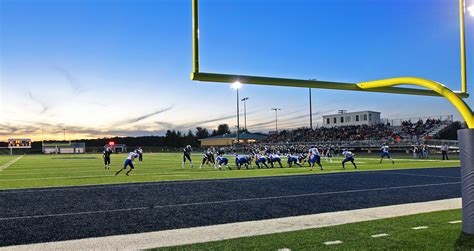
[52,66,84,93]
[27,91,48,114]
[155,121,177,129]
[118,106,174,125]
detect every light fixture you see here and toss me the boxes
[231,81,242,89]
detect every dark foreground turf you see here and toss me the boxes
[0,167,461,247]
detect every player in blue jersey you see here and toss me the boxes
[380,144,395,164]
[235,154,250,170]
[308,146,323,171]
[342,149,357,169]
[268,153,283,168]
[287,154,303,167]
[254,153,269,168]
[115,151,139,176]
[216,154,230,171]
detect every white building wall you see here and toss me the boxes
[322,111,381,127]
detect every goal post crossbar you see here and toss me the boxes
[190,0,472,128]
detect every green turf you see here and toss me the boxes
[0,153,460,190]
[0,155,19,166]
[155,209,467,250]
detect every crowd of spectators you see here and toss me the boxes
[262,119,444,144]
[400,118,442,139]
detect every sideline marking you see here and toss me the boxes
[371,233,389,238]
[0,198,460,250]
[323,240,343,245]
[378,172,460,180]
[0,156,24,171]
[0,173,189,181]
[449,220,462,224]
[412,226,428,230]
[0,181,460,221]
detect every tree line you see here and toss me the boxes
[29,124,234,148]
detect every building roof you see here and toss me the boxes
[323,110,381,117]
[199,133,267,141]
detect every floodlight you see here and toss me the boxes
[231,81,242,89]
[468,4,474,17]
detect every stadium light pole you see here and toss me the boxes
[309,88,313,129]
[232,82,242,143]
[271,108,281,132]
[309,79,317,129]
[241,97,249,131]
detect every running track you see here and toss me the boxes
[0,167,461,247]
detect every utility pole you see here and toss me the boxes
[271,108,282,132]
[241,97,249,131]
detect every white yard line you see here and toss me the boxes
[1,198,461,251]
[449,220,462,224]
[323,240,343,245]
[371,233,389,238]
[412,226,429,230]
[0,182,460,221]
[0,156,24,171]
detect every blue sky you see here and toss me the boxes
[1,0,473,140]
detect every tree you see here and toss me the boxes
[195,127,209,139]
[216,124,231,135]
[239,128,250,134]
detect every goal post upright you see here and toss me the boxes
[460,0,468,94]
[190,0,474,234]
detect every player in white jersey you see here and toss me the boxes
[308,146,323,171]
[115,151,139,176]
[342,149,357,169]
[380,144,395,164]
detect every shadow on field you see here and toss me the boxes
[455,232,474,250]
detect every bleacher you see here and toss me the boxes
[259,116,455,152]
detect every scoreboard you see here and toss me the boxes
[8,138,32,148]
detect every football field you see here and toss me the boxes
[0,153,460,190]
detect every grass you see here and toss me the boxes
[156,209,466,250]
[0,153,460,190]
